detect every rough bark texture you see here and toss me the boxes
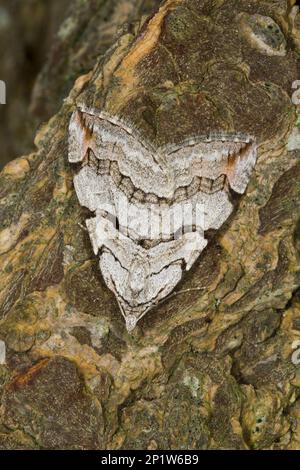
[1,0,300,450]
[0,0,156,167]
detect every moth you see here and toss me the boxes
[69,106,256,331]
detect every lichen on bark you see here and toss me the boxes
[0,0,300,450]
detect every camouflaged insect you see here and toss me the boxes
[69,0,296,330]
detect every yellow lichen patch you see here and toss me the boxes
[26,287,113,381]
[241,385,289,449]
[106,0,182,113]
[0,213,31,255]
[33,112,65,149]
[73,71,93,95]
[63,71,93,109]
[231,416,244,437]
[2,157,30,179]
[218,206,281,308]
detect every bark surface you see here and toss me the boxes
[1,0,300,450]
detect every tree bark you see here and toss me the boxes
[0,0,300,450]
[0,0,72,167]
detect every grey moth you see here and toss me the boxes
[69,106,256,331]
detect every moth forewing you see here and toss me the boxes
[69,108,257,330]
